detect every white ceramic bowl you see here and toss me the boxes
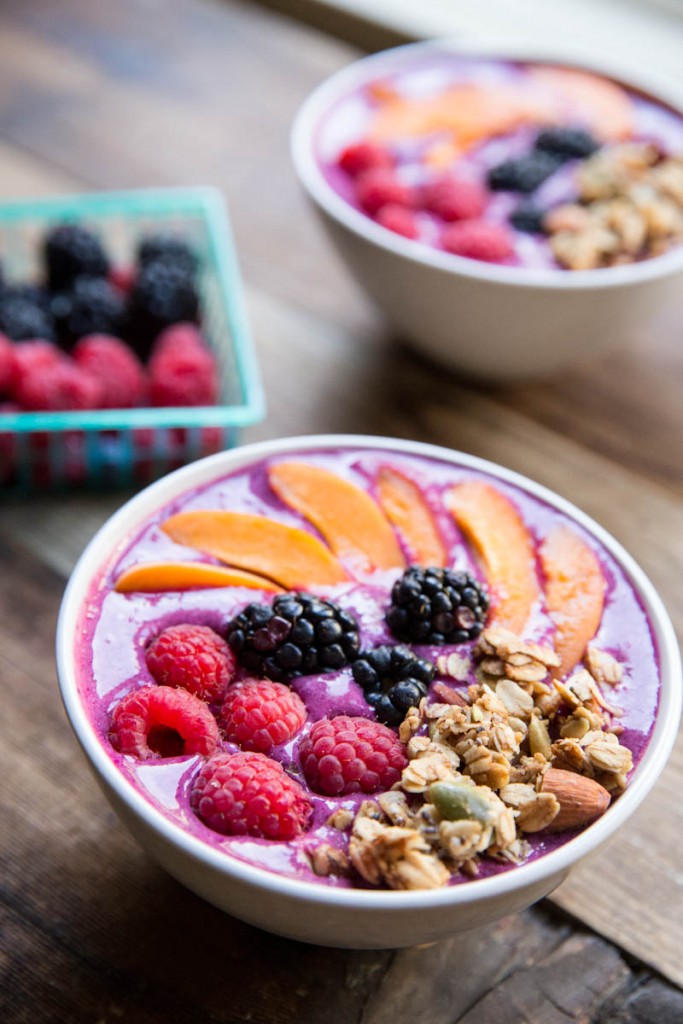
[56,435,681,947]
[291,41,683,380]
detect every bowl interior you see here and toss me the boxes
[57,434,682,911]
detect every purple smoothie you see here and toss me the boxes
[75,446,660,888]
[316,55,683,269]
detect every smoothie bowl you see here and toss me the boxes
[56,435,681,947]
[292,41,683,378]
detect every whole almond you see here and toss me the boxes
[541,767,611,832]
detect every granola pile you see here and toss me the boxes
[312,627,633,890]
[544,144,683,269]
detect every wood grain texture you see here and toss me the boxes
[0,0,682,1017]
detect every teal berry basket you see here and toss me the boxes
[0,187,264,491]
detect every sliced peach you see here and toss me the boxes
[114,562,283,594]
[268,461,404,573]
[369,83,555,147]
[376,466,447,567]
[162,511,348,589]
[539,525,606,678]
[528,66,633,140]
[446,480,540,632]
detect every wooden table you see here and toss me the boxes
[1,1,682,1020]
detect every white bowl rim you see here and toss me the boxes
[291,37,683,290]
[57,434,682,913]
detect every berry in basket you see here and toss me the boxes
[0,224,216,412]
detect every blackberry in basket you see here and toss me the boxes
[137,233,199,278]
[51,277,125,349]
[126,261,200,358]
[227,592,361,682]
[353,644,434,727]
[387,566,489,645]
[1,283,52,312]
[43,223,109,292]
[0,294,54,342]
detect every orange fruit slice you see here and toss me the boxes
[268,461,405,574]
[376,466,447,567]
[114,562,283,594]
[369,82,555,147]
[446,480,540,632]
[162,511,348,589]
[539,525,606,678]
[528,66,633,141]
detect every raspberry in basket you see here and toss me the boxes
[146,623,236,703]
[0,334,17,395]
[299,715,407,796]
[14,358,102,412]
[190,750,312,839]
[220,679,307,753]
[109,684,219,759]
[73,334,146,409]
[148,324,218,406]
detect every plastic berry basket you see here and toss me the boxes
[0,187,264,491]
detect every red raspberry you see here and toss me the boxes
[190,751,312,839]
[338,140,394,178]
[109,684,219,759]
[14,358,102,411]
[12,339,64,383]
[108,265,136,294]
[299,715,407,796]
[442,220,515,263]
[422,177,487,222]
[73,334,146,409]
[0,334,17,395]
[146,623,236,703]
[221,680,307,753]
[356,169,414,217]
[376,204,420,239]
[148,323,218,407]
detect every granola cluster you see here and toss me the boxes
[313,627,634,890]
[544,144,683,269]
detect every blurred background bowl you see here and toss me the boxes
[291,39,683,381]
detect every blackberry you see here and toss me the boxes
[2,283,51,313]
[43,223,109,292]
[534,126,600,161]
[0,295,54,341]
[510,203,546,235]
[387,566,489,645]
[487,152,562,193]
[126,261,200,358]
[51,277,125,349]
[353,644,434,727]
[227,592,360,682]
[137,233,198,278]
